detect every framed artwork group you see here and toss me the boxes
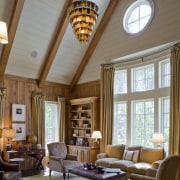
[12,104,26,141]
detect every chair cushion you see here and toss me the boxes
[127,162,152,175]
[106,144,125,159]
[95,158,120,167]
[110,160,135,171]
[48,142,67,159]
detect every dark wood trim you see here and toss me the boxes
[38,0,73,88]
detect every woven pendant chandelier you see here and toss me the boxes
[67,0,99,44]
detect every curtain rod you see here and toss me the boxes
[31,91,64,97]
[101,41,180,66]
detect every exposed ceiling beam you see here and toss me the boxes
[0,0,25,83]
[70,0,119,91]
[38,0,73,88]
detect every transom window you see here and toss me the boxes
[114,70,127,94]
[123,0,154,34]
[132,64,154,92]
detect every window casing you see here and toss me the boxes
[113,55,170,151]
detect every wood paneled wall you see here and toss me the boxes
[2,74,69,146]
[70,80,100,99]
[1,75,100,148]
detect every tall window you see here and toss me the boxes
[45,101,59,149]
[113,56,170,150]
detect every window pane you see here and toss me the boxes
[140,17,150,31]
[159,60,170,88]
[128,21,140,34]
[132,100,154,146]
[113,102,127,144]
[114,70,127,94]
[159,97,170,152]
[140,5,151,18]
[128,7,139,24]
[132,64,154,92]
[45,102,59,148]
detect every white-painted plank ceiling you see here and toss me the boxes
[0,0,180,86]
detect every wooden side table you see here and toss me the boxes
[8,158,25,170]
[2,149,45,170]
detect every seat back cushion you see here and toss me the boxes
[139,147,164,163]
[48,142,67,159]
[106,144,125,159]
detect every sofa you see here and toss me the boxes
[95,144,164,179]
[0,156,22,180]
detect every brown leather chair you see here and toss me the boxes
[0,156,22,180]
[130,155,180,180]
[47,142,82,180]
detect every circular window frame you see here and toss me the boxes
[123,0,154,35]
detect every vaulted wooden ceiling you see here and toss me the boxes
[0,0,119,91]
[1,0,179,91]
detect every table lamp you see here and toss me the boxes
[151,132,164,148]
[1,128,16,151]
[91,131,102,147]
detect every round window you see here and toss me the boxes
[123,0,154,35]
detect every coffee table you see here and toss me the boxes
[68,166,126,180]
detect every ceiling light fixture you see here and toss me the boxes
[67,0,99,44]
[0,21,8,44]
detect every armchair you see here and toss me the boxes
[47,142,82,180]
[0,156,21,180]
[130,155,180,180]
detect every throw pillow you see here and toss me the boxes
[123,150,139,163]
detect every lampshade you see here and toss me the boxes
[151,132,164,144]
[1,128,16,151]
[91,131,102,139]
[1,128,16,138]
[67,0,99,44]
[0,21,8,44]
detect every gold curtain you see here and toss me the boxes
[0,88,5,150]
[169,44,180,155]
[57,97,66,142]
[31,93,45,148]
[100,64,115,152]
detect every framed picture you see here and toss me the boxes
[12,104,26,122]
[12,123,26,141]
[76,137,84,146]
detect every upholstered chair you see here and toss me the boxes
[47,142,82,180]
[0,156,22,180]
[130,155,180,180]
